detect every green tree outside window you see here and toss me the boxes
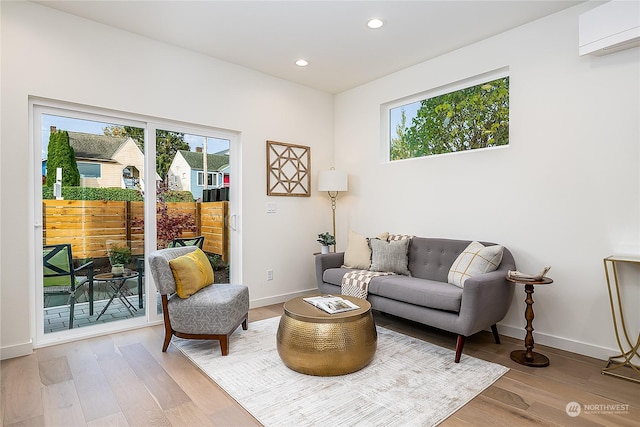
[45,129,80,186]
[391,77,509,161]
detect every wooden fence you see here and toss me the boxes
[43,200,229,262]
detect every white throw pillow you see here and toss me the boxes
[448,241,504,288]
[343,230,389,269]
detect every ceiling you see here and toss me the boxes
[35,1,585,94]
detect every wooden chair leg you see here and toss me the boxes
[491,324,501,344]
[161,294,173,352]
[220,336,229,356]
[455,335,466,363]
[162,330,173,352]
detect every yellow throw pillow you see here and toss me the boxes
[169,248,214,298]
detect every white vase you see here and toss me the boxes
[321,245,330,254]
[111,264,124,277]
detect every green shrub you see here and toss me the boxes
[162,190,194,202]
[42,186,194,202]
[43,187,143,201]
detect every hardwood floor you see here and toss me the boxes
[1,303,638,426]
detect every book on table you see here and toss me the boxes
[303,295,360,314]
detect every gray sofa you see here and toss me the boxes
[315,237,516,363]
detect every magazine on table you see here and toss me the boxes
[507,266,551,282]
[303,295,360,314]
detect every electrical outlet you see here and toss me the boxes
[267,203,277,213]
[267,269,273,281]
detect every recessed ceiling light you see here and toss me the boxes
[367,18,384,29]
[295,59,308,67]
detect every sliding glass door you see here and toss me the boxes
[35,107,150,342]
[33,101,238,345]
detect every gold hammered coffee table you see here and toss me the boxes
[276,295,377,376]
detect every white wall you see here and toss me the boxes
[2,1,638,362]
[334,3,639,360]
[1,2,334,357]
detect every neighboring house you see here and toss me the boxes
[168,149,229,200]
[46,128,160,189]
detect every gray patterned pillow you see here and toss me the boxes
[369,238,411,275]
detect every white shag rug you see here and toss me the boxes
[172,316,508,426]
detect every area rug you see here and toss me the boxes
[172,317,508,426]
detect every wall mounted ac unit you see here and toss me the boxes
[579,0,640,56]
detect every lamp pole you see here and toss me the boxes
[328,190,338,251]
[318,168,348,252]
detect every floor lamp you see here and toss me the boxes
[318,168,348,251]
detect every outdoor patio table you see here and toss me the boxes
[94,271,139,320]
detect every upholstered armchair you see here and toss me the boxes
[148,246,249,355]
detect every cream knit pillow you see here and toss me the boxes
[342,230,389,269]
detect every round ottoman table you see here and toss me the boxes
[276,295,377,376]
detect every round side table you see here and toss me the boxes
[507,276,553,367]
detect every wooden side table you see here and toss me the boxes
[507,276,553,367]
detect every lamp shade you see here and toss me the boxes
[318,170,348,192]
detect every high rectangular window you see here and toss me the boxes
[388,73,509,161]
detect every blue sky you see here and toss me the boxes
[389,101,420,139]
[41,114,229,160]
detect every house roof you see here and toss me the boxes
[179,150,229,172]
[67,131,130,161]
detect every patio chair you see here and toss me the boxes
[43,244,94,329]
[169,235,205,249]
[148,246,248,355]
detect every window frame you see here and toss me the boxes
[77,161,102,178]
[197,171,220,187]
[30,97,241,347]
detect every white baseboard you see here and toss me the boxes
[0,340,33,360]
[497,323,617,362]
[250,288,317,308]
[253,292,617,362]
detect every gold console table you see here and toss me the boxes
[602,255,640,383]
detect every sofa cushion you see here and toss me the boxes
[323,267,355,286]
[343,230,389,269]
[368,275,463,313]
[369,238,411,275]
[448,241,503,288]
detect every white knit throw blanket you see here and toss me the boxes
[341,270,394,299]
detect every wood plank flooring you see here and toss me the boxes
[1,304,638,426]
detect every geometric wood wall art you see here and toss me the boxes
[266,140,311,197]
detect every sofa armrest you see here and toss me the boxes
[457,269,515,336]
[315,252,345,288]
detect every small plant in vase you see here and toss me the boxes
[317,232,336,254]
[107,242,132,276]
